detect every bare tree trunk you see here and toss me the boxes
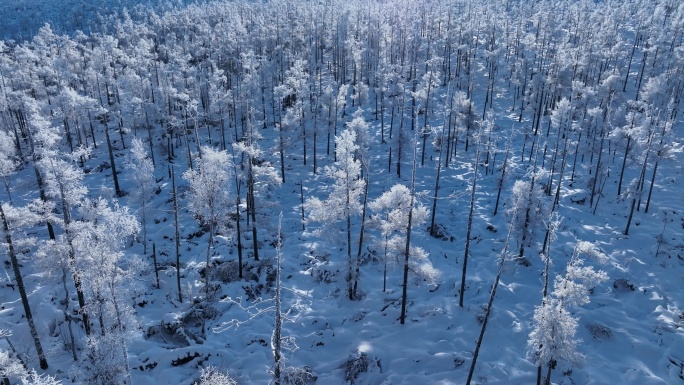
[590,127,605,209]
[273,213,284,385]
[300,182,305,230]
[460,134,481,308]
[171,166,183,303]
[466,211,514,385]
[400,131,420,324]
[25,128,56,240]
[61,267,78,361]
[105,122,123,197]
[625,137,652,235]
[645,161,658,213]
[152,242,160,289]
[205,224,214,294]
[553,136,569,209]
[248,160,260,262]
[347,210,353,301]
[353,177,369,298]
[430,101,449,235]
[420,71,434,166]
[617,136,631,196]
[236,184,244,279]
[493,137,511,216]
[279,127,286,184]
[0,202,48,369]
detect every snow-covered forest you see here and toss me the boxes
[0,0,683,384]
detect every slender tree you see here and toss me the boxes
[183,146,232,289]
[306,128,365,300]
[460,125,482,308]
[0,202,49,370]
[126,137,156,254]
[528,241,608,385]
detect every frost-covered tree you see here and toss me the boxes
[507,167,549,264]
[306,128,365,300]
[233,124,280,263]
[0,130,18,203]
[72,198,140,384]
[183,146,232,288]
[0,201,51,369]
[38,141,92,335]
[0,330,24,382]
[0,336,61,384]
[126,137,156,254]
[275,59,310,168]
[72,198,140,334]
[78,333,131,385]
[528,241,608,385]
[369,184,434,297]
[345,110,371,168]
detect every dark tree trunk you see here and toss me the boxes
[272,214,284,385]
[617,136,631,196]
[25,128,56,240]
[104,124,123,197]
[248,161,260,262]
[0,203,49,370]
[236,185,244,279]
[430,124,446,236]
[493,140,510,216]
[644,161,658,213]
[152,242,160,289]
[460,139,481,308]
[400,194,414,325]
[465,167,516,385]
[171,166,183,303]
[353,177,369,298]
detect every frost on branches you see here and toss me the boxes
[369,183,437,291]
[528,240,608,385]
[197,366,237,385]
[0,329,61,385]
[306,128,366,300]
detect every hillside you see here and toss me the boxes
[0,0,196,41]
[0,1,683,384]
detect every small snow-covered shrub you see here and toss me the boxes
[586,323,612,340]
[428,223,453,241]
[613,278,635,292]
[311,263,338,284]
[214,260,240,283]
[284,366,317,385]
[342,350,380,384]
[343,351,369,383]
[196,366,237,385]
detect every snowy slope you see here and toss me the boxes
[0,1,683,385]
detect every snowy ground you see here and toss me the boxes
[1,1,683,385]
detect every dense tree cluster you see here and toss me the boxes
[0,0,682,383]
